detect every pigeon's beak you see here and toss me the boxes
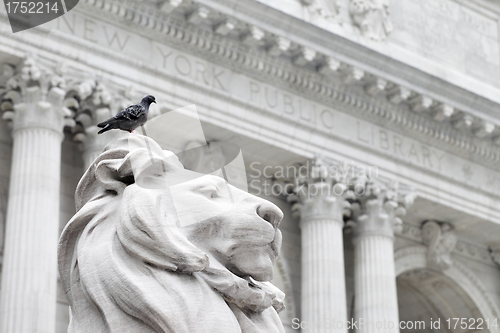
[153,100,156,104]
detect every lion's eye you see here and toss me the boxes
[199,186,219,199]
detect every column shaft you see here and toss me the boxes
[301,218,347,333]
[0,127,62,333]
[353,235,398,333]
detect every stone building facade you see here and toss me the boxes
[0,0,499,332]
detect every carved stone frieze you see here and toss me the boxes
[348,0,393,41]
[300,0,338,21]
[399,223,422,242]
[421,220,457,271]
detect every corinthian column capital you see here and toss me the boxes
[349,180,415,239]
[70,81,132,168]
[0,56,74,137]
[279,157,352,224]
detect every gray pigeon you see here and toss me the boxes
[97,95,156,134]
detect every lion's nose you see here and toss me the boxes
[256,201,283,228]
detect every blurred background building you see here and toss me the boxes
[0,0,499,332]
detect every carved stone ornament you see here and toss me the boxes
[347,179,414,238]
[58,135,286,333]
[272,157,353,220]
[300,0,339,21]
[0,55,74,134]
[349,0,393,41]
[421,220,457,271]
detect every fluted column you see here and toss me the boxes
[75,108,123,169]
[72,83,128,170]
[289,160,350,332]
[349,181,414,333]
[0,59,68,333]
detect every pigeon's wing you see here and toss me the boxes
[128,104,146,118]
[114,104,144,121]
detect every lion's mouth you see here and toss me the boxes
[268,231,281,260]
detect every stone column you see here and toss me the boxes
[0,58,69,333]
[75,107,123,169]
[71,81,124,170]
[349,181,414,333]
[290,160,350,332]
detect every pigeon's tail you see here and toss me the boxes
[97,119,111,128]
[97,124,113,135]
[97,118,117,135]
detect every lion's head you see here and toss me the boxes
[58,135,285,333]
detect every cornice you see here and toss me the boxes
[197,0,500,107]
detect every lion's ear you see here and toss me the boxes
[75,148,131,211]
[94,148,184,194]
[94,157,133,195]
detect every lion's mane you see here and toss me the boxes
[58,135,285,333]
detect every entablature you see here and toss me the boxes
[0,0,499,222]
[61,0,500,160]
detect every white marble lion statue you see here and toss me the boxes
[58,135,285,333]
